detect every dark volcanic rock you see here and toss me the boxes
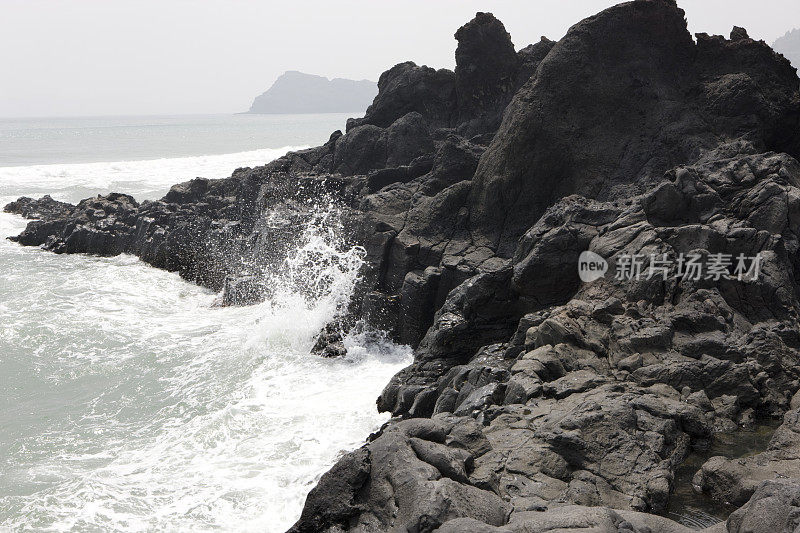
[695,28,800,158]
[355,142,800,530]
[514,37,556,90]
[289,417,512,533]
[351,62,457,130]
[726,479,800,533]
[454,12,520,136]
[333,124,388,175]
[3,195,74,220]
[469,0,696,254]
[467,0,800,256]
[7,2,800,532]
[288,447,371,533]
[504,505,700,532]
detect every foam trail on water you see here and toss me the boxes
[0,154,411,532]
[0,146,308,204]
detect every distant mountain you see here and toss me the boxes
[246,71,377,114]
[774,29,800,69]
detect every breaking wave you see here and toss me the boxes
[0,146,308,204]
[0,148,411,532]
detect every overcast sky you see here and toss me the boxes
[1,0,798,117]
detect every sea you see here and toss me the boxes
[0,114,412,532]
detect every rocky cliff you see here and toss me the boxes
[246,71,377,114]
[6,1,800,531]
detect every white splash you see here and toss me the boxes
[0,150,412,532]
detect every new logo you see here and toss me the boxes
[578,250,608,283]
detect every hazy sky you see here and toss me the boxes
[1,0,798,117]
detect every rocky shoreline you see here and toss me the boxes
[6,0,800,531]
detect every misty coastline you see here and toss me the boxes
[3,0,800,532]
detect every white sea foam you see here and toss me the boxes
[0,145,412,531]
[0,145,307,204]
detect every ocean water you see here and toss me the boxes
[0,115,412,532]
[0,114,351,167]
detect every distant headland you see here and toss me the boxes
[245,71,377,114]
[774,28,800,69]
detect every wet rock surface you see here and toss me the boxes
[694,407,800,508]
[6,1,800,531]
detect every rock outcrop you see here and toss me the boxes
[6,1,800,532]
[468,2,799,255]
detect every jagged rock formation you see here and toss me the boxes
[774,28,800,69]
[6,1,800,531]
[246,71,377,114]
